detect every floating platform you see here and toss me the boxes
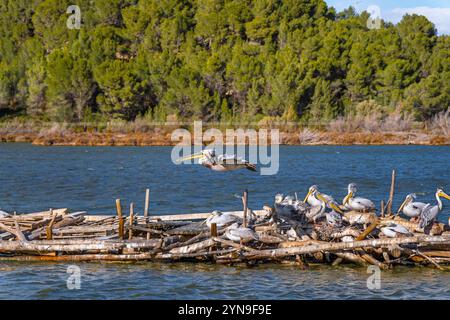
[0,205,449,270]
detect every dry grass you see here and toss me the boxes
[430,108,450,136]
[298,128,321,144]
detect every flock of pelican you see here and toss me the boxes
[179,149,449,242]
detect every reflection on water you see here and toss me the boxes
[0,144,449,299]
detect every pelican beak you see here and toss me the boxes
[303,190,312,203]
[176,153,204,163]
[438,191,450,201]
[397,198,408,214]
[329,202,344,214]
[343,192,352,205]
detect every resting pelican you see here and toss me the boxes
[419,188,450,229]
[397,193,427,219]
[380,223,412,238]
[225,223,259,243]
[274,194,309,218]
[305,191,343,222]
[303,185,335,208]
[205,210,239,228]
[326,210,343,227]
[177,149,257,172]
[343,183,375,212]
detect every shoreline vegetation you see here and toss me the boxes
[1,108,449,146]
[1,1,450,146]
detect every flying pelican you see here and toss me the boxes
[225,223,259,243]
[343,183,375,212]
[303,185,335,208]
[177,149,257,172]
[397,193,427,219]
[205,210,239,228]
[419,188,450,229]
[380,223,412,238]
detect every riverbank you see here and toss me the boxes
[0,130,449,146]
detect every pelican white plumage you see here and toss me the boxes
[343,183,375,212]
[380,223,412,238]
[225,223,259,243]
[305,190,343,222]
[397,193,427,219]
[419,188,450,229]
[177,149,257,172]
[274,194,308,219]
[303,185,335,208]
[205,210,239,228]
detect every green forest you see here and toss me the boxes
[0,0,449,125]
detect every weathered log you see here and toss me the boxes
[242,235,450,260]
[333,252,367,266]
[169,238,215,254]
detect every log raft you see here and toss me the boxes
[0,206,449,269]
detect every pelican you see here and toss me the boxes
[305,191,343,222]
[177,149,257,172]
[419,188,450,229]
[303,185,335,208]
[274,194,308,218]
[225,223,259,243]
[326,210,343,227]
[397,193,427,219]
[380,223,412,238]
[205,210,239,228]
[343,183,375,212]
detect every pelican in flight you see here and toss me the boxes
[419,188,450,229]
[303,185,335,208]
[225,223,259,243]
[177,149,257,172]
[343,183,375,212]
[397,193,427,219]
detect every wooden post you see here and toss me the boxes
[210,223,217,238]
[380,200,385,217]
[46,209,57,240]
[387,170,396,216]
[129,203,134,240]
[144,189,150,222]
[116,199,124,240]
[242,189,248,228]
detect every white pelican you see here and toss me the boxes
[177,149,257,172]
[326,210,343,227]
[274,194,308,218]
[419,188,450,229]
[380,223,412,238]
[397,193,427,219]
[225,223,259,243]
[343,183,375,212]
[205,210,239,228]
[305,191,343,222]
[303,185,335,208]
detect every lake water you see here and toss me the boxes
[0,143,449,299]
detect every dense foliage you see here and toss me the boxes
[0,0,448,124]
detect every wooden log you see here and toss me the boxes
[334,252,367,266]
[213,237,259,253]
[387,169,396,216]
[210,223,217,237]
[46,209,57,240]
[144,188,150,221]
[129,203,134,240]
[242,235,450,260]
[116,199,124,239]
[242,189,248,228]
[0,221,27,241]
[169,238,215,255]
[356,219,379,240]
[0,253,154,262]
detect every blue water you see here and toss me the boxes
[0,143,449,299]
